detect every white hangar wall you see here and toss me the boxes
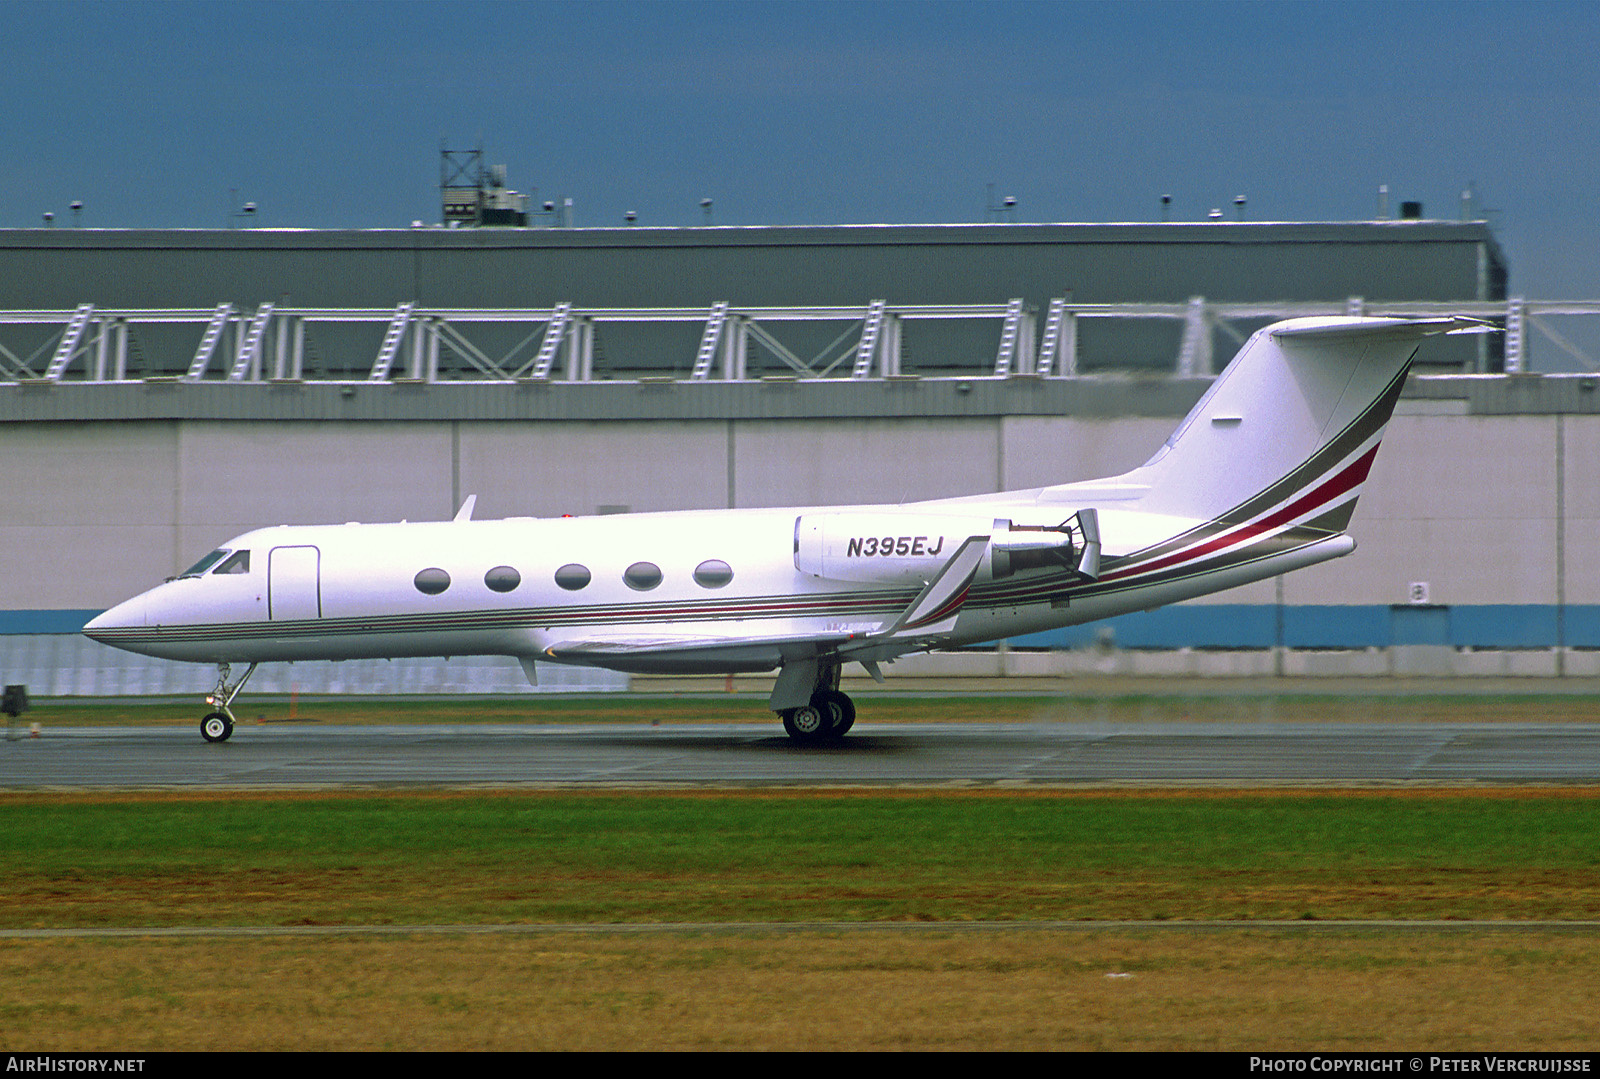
[4,415,1150,608]
[1,404,1588,619]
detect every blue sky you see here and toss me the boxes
[3,0,1598,301]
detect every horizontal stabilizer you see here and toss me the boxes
[1269,315,1483,341]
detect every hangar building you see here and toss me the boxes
[8,219,1596,694]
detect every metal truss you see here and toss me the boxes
[0,301,1035,384]
[0,298,1585,386]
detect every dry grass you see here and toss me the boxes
[5,729,1598,1051]
[4,928,1598,1051]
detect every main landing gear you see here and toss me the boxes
[780,687,856,743]
[200,662,258,743]
[777,660,856,744]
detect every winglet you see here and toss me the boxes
[1074,507,1101,580]
[453,495,477,522]
[879,535,989,637]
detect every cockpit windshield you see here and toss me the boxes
[178,550,229,578]
[213,550,250,575]
[173,548,252,580]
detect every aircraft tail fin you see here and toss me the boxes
[1128,316,1475,529]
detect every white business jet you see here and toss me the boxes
[84,315,1469,743]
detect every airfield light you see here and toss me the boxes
[1161,194,1172,222]
[1234,195,1247,221]
[42,212,53,227]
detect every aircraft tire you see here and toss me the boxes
[781,704,828,743]
[811,689,855,737]
[201,711,234,743]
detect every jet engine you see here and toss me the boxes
[794,510,1099,585]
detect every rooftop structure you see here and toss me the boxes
[0,220,1507,383]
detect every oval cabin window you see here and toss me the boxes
[693,559,734,589]
[484,566,521,593]
[414,568,451,595]
[623,561,663,591]
[554,563,591,591]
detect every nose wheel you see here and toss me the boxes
[199,662,257,743]
[201,711,234,743]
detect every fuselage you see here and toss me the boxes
[81,495,1352,674]
[84,315,1462,687]
[78,315,1460,744]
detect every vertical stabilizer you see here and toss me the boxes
[1128,317,1466,529]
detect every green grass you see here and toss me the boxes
[3,790,1598,927]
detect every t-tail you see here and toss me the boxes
[1128,316,1474,530]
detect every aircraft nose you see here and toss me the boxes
[82,594,147,642]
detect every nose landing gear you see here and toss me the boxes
[200,662,258,743]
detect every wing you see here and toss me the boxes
[533,517,1100,680]
[534,535,994,675]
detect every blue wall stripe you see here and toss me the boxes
[1283,606,1391,648]
[1,611,103,635]
[11,606,1600,648]
[1010,605,1600,650]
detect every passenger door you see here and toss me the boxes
[268,545,322,620]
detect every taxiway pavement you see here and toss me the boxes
[4,720,1598,788]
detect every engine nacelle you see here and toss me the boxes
[794,513,1087,584]
[794,514,988,584]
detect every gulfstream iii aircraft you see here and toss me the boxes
[84,316,1469,743]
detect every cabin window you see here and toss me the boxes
[623,561,662,591]
[414,568,451,595]
[213,550,251,575]
[693,559,733,589]
[179,550,228,578]
[554,564,591,591]
[484,566,521,593]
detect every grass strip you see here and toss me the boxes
[3,789,1598,927]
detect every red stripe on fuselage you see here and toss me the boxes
[1098,443,1380,585]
